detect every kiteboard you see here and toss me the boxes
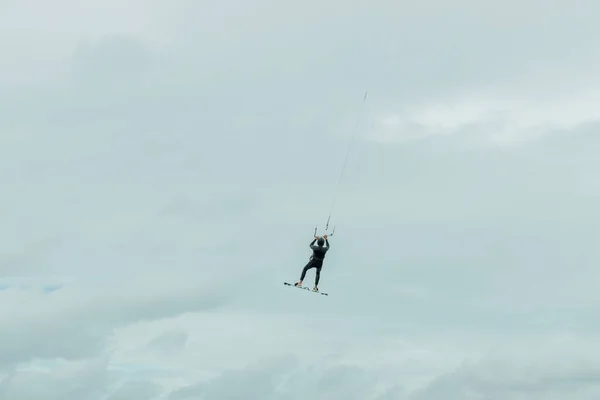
[284,282,328,296]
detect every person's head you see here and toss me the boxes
[317,237,325,246]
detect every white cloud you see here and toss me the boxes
[367,76,600,147]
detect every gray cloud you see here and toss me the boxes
[156,342,600,399]
[409,350,600,400]
[0,358,112,400]
[2,0,600,398]
[166,355,384,400]
[0,276,229,367]
[145,331,189,356]
[106,380,163,400]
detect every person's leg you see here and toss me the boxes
[296,261,314,286]
[314,266,321,289]
[312,260,323,290]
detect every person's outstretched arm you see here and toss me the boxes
[310,237,318,250]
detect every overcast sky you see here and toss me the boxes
[2,0,600,399]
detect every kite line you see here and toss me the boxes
[315,91,369,237]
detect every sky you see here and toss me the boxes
[1,0,600,399]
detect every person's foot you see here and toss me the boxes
[313,286,318,292]
[295,281,302,287]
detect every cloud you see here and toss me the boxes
[166,355,387,400]
[0,358,112,400]
[409,336,600,400]
[145,331,189,356]
[0,275,229,367]
[150,334,600,399]
[365,71,600,147]
[106,380,163,400]
[2,0,600,399]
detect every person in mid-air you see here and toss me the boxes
[295,234,330,291]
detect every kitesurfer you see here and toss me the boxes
[295,235,330,291]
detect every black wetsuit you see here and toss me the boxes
[299,237,330,286]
